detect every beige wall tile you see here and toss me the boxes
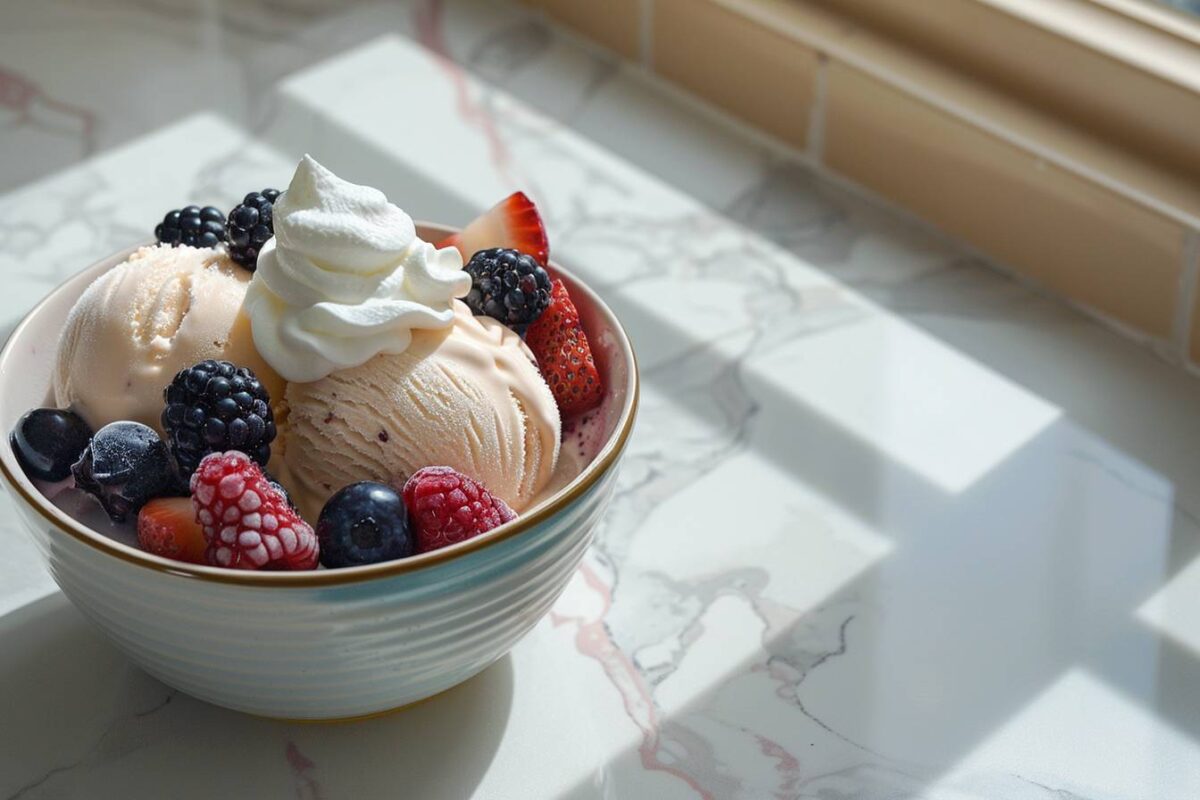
[647,0,1200,226]
[527,0,642,62]
[652,0,817,149]
[825,62,1184,339]
[811,0,1200,181]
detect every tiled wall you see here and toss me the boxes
[523,0,643,59]
[519,0,1200,373]
[824,61,1185,340]
[652,0,818,150]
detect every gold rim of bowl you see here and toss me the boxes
[0,233,639,587]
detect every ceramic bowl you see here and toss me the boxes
[0,224,638,720]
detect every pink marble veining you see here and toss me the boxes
[0,67,95,154]
[286,740,324,800]
[414,0,516,184]
[552,561,719,799]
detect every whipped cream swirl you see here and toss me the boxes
[245,155,470,383]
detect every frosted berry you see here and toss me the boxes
[264,471,297,510]
[400,466,515,554]
[317,482,414,569]
[72,421,179,522]
[190,451,317,570]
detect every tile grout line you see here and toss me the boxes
[1172,229,1200,366]
[805,53,829,165]
[640,0,655,70]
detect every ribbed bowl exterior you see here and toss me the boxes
[12,467,617,719]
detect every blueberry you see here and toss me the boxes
[317,482,414,569]
[72,421,180,522]
[10,408,93,482]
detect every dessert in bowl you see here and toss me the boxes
[0,156,637,720]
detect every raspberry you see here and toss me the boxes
[525,280,605,417]
[190,451,317,570]
[400,466,516,553]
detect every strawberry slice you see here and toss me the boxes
[439,192,549,265]
[526,280,605,418]
[137,496,207,564]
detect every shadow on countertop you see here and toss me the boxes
[0,592,513,800]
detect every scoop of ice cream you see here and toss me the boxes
[245,155,471,383]
[277,301,560,521]
[54,245,284,434]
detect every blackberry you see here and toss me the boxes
[161,360,276,476]
[225,189,280,270]
[463,247,552,328]
[155,205,227,249]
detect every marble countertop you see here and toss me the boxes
[4,1,1200,798]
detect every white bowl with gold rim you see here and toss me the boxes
[0,224,638,721]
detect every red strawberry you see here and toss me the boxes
[439,192,548,265]
[190,451,318,570]
[401,466,516,554]
[526,280,605,417]
[137,497,207,564]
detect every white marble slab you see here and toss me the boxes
[2,1,1200,798]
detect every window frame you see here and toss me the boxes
[804,0,1200,180]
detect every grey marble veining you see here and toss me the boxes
[3,1,1200,798]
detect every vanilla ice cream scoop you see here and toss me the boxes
[245,155,471,383]
[278,301,560,521]
[54,245,283,435]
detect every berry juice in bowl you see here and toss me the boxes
[0,155,637,720]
